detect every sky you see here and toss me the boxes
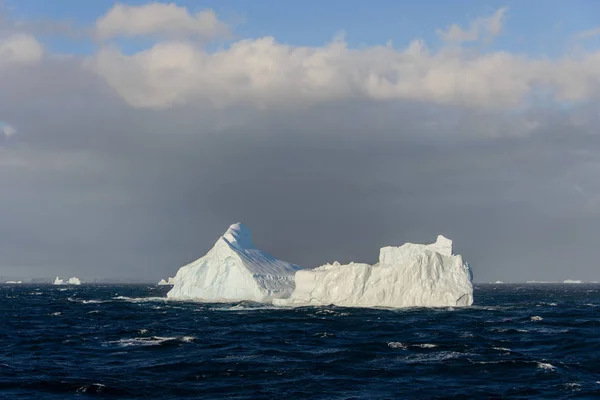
[1,1,599,283]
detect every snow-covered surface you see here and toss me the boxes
[275,235,473,308]
[158,277,175,286]
[167,223,302,302]
[54,277,82,285]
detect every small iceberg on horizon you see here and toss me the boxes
[158,277,175,286]
[54,277,82,285]
[563,279,582,284]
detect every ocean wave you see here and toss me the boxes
[537,362,556,371]
[564,382,581,391]
[403,351,472,363]
[112,296,169,303]
[76,383,106,393]
[108,335,196,347]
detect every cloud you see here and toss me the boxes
[0,33,43,66]
[95,2,230,41]
[575,26,600,40]
[0,4,600,283]
[437,8,507,43]
[86,34,600,112]
[2,123,16,137]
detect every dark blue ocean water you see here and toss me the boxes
[1,284,599,399]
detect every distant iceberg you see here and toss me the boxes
[53,277,82,285]
[5,280,22,284]
[275,235,473,308]
[167,223,302,302]
[563,279,582,284]
[158,277,175,286]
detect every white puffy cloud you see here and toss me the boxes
[95,2,230,40]
[2,124,16,137]
[0,34,43,66]
[85,34,600,111]
[437,8,507,43]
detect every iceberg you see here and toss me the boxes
[275,235,473,308]
[167,223,302,302]
[5,280,22,284]
[157,277,175,286]
[53,277,82,285]
[563,279,582,284]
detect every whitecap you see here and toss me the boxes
[415,344,437,348]
[530,316,543,321]
[565,383,581,391]
[49,312,61,316]
[537,362,556,371]
[76,383,106,393]
[403,351,469,363]
[388,342,408,350]
[493,347,510,352]
[108,336,196,347]
[112,296,168,303]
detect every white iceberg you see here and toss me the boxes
[563,279,582,284]
[167,223,302,302]
[275,235,473,308]
[53,276,82,285]
[158,277,175,286]
[5,280,22,284]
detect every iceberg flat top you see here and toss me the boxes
[275,235,473,309]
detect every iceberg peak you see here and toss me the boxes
[222,222,255,249]
[432,234,452,256]
[167,223,301,302]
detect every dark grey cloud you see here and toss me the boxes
[1,46,599,283]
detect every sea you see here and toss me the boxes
[1,284,599,399]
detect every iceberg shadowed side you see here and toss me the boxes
[274,235,473,308]
[167,223,303,302]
